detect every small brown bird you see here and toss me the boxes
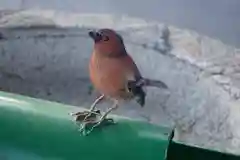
[73,28,168,129]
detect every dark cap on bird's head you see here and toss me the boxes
[88,28,127,57]
[88,29,110,43]
[88,28,124,44]
[88,30,103,42]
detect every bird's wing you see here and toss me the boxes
[120,55,146,106]
[122,54,142,81]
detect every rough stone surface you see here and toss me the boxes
[0,9,240,155]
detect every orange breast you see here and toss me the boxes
[89,53,130,99]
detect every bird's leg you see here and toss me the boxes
[92,100,118,127]
[81,94,105,122]
[89,94,105,112]
[70,94,104,122]
[101,100,118,121]
[80,100,118,134]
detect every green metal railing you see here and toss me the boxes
[0,91,239,160]
[0,91,172,160]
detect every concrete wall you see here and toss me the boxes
[1,11,240,154]
[0,0,240,47]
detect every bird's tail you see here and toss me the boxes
[140,78,168,89]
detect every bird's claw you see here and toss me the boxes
[79,118,115,136]
[70,109,101,122]
[70,110,115,135]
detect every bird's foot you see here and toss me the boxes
[70,109,101,122]
[70,110,115,135]
[79,117,115,136]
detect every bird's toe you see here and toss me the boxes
[70,109,101,122]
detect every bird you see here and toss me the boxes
[72,28,168,131]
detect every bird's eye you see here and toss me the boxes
[102,36,109,41]
[96,32,101,37]
[98,31,109,41]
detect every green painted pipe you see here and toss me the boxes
[0,91,173,160]
[2,91,239,160]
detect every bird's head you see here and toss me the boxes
[88,28,127,57]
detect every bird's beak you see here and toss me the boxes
[88,30,102,42]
